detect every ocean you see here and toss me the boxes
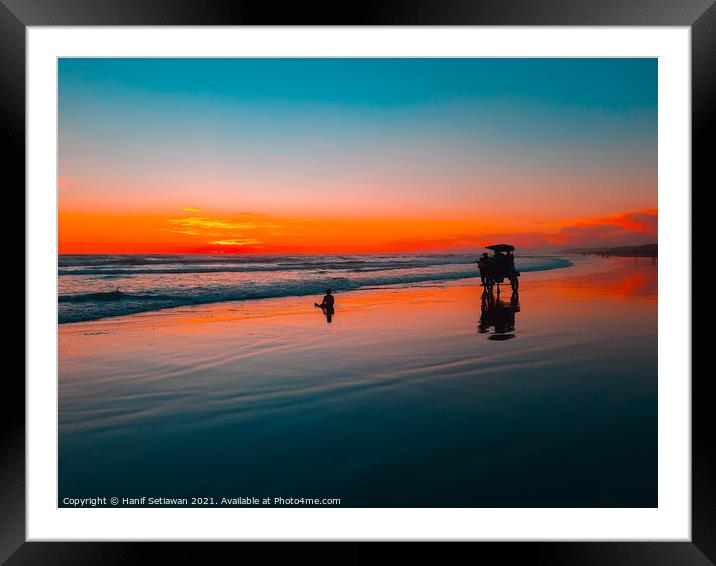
[58,253,572,323]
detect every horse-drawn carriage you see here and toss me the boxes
[477,244,520,292]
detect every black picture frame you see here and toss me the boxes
[5,1,708,563]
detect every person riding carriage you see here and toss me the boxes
[476,244,520,292]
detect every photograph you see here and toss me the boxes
[57,57,658,509]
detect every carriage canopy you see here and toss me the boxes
[485,244,515,253]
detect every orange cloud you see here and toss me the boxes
[211,238,263,246]
[548,209,657,247]
[167,217,258,231]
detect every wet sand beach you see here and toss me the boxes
[59,255,657,507]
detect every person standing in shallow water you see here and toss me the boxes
[315,289,335,323]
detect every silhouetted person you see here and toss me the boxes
[315,288,334,310]
[315,289,335,323]
[477,252,490,286]
[506,250,518,277]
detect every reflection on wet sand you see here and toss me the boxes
[478,289,521,340]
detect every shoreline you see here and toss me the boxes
[58,253,576,325]
[57,255,657,343]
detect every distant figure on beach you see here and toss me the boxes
[315,289,335,323]
[315,289,334,310]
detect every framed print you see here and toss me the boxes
[6,0,709,563]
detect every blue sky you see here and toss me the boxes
[58,58,657,233]
[59,58,656,109]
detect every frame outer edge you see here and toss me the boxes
[691,1,716,563]
[0,0,714,26]
[0,0,27,565]
[8,0,710,563]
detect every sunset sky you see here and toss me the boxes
[58,58,657,254]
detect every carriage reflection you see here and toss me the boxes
[478,288,520,340]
